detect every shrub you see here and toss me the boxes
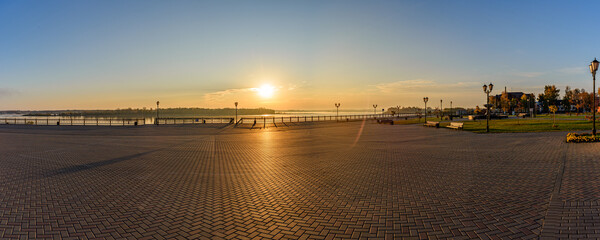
[566,133,600,143]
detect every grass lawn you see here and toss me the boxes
[533,113,592,120]
[391,115,600,133]
[392,117,444,125]
[463,118,599,133]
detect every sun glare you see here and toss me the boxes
[257,84,275,98]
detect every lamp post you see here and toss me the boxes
[234,102,238,124]
[440,99,443,118]
[590,58,599,135]
[373,104,378,115]
[483,83,494,133]
[450,101,453,120]
[335,103,341,121]
[156,101,160,125]
[423,97,429,122]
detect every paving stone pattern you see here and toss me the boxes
[0,123,597,239]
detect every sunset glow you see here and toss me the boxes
[256,84,276,98]
[1,1,599,110]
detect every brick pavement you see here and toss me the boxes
[0,122,597,239]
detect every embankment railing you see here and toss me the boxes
[236,113,416,128]
[155,117,234,125]
[0,118,145,126]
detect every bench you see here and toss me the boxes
[378,119,394,124]
[424,121,439,128]
[446,122,464,130]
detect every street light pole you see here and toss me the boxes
[335,103,341,121]
[450,101,453,120]
[156,101,160,125]
[423,97,429,122]
[235,102,238,124]
[373,104,378,115]
[590,58,599,135]
[440,99,443,118]
[483,83,494,133]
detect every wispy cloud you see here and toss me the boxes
[373,79,480,93]
[0,88,18,98]
[203,85,287,102]
[557,67,587,75]
[513,72,544,78]
[203,88,255,101]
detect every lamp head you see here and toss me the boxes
[592,58,600,74]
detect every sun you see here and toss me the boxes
[257,84,275,98]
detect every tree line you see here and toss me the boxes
[536,85,597,114]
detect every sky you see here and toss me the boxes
[1,0,599,110]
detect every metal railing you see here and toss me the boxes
[0,113,416,128]
[155,117,234,125]
[236,113,415,128]
[0,118,146,126]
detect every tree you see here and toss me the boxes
[537,85,560,113]
[519,94,529,113]
[573,88,583,114]
[563,86,574,115]
[488,96,497,110]
[544,85,560,105]
[474,105,482,115]
[538,93,547,113]
[500,92,510,113]
[549,105,558,127]
[581,90,592,113]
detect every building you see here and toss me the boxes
[492,87,534,114]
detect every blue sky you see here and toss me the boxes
[0,1,598,110]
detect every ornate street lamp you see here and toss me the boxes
[156,101,160,125]
[423,97,429,122]
[590,58,599,135]
[373,104,378,114]
[234,102,239,124]
[335,103,341,121]
[483,83,494,133]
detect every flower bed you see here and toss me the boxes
[566,133,600,143]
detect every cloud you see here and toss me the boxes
[557,67,587,75]
[373,79,480,93]
[513,72,544,78]
[203,85,287,101]
[0,88,18,98]
[203,88,255,101]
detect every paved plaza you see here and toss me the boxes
[0,121,599,239]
